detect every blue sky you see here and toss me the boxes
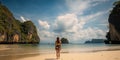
[1,0,117,43]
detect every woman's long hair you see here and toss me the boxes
[56,37,60,43]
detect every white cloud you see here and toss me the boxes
[78,10,108,27]
[37,0,109,43]
[54,13,78,32]
[20,16,30,22]
[38,29,59,43]
[66,0,90,14]
[52,10,107,43]
[69,27,106,43]
[38,20,54,43]
[38,20,50,30]
[66,0,108,14]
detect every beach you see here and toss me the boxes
[17,50,120,60]
[0,44,120,60]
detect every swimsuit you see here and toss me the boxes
[56,45,61,50]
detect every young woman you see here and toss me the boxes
[55,37,61,59]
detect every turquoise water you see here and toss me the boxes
[0,43,120,56]
[39,43,120,53]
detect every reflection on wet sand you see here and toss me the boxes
[0,44,40,60]
[0,53,40,60]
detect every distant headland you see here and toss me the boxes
[85,39,104,44]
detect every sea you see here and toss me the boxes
[0,43,120,60]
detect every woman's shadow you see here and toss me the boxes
[45,58,57,60]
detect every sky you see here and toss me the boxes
[1,0,117,43]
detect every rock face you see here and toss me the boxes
[13,34,19,42]
[61,38,69,44]
[0,3,40,44]
[105,1,120,44]
[0,34,5,42]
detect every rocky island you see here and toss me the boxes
[61,38,69,44]
[0,3,40,44]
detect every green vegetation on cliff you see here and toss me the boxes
[0,3,40,43]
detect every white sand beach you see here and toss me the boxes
[18,50,120,60]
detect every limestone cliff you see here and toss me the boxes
[0,3,40,43]
[105,1,120,44]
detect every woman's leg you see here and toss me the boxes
[56,50,59,59]
[58,49,60,59]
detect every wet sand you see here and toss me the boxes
[17,50,120,60]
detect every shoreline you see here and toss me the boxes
[1,46,120,56]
